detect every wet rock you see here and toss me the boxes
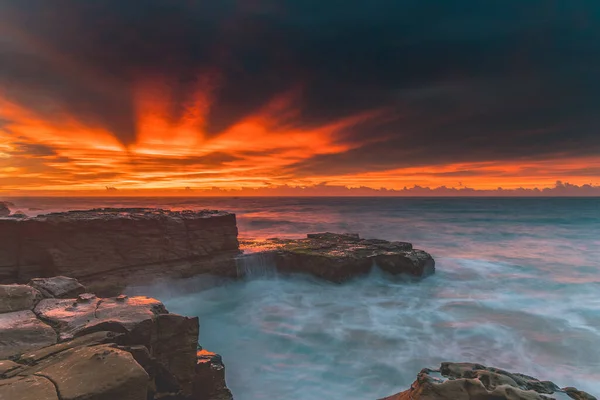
[0,208,240,292]
[194,350,234,400]
[23,344,149,400]
[0,375,59,400]
[0,310,56,359]
[0,284,42,313]
[5,211,28,219]
[28,276,86,298]
[381,362,597,400]
[241,232,434,281]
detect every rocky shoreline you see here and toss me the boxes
[0,276,232,399]
[0,207,596,399]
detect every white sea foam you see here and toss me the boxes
[138,256,600,399]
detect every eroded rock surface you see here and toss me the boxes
[241,232,435,281]
[0,277,233,400]
[381,362,597,400]
[0,208,239,295]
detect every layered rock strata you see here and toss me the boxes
[0,276,232,400]
[240,232,435,281]
[381,362,596,400]
[0,208,239,295]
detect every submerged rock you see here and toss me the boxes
[241,232,435,281]
[381,362,597,400]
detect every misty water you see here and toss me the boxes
[6,197,600,398]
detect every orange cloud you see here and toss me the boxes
[1,77,598,195]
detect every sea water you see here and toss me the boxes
[5,197,600,398]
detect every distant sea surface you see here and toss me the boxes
[5,197,600,398]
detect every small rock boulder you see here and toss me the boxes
[0,284,42,313]
[16,344,149,400]
[28,276,86,299]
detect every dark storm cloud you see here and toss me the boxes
[1,0,599,170]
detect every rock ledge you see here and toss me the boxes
[240,232,435,281]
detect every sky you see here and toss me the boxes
[0,0,599,195]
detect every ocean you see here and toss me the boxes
[4,197,600,398]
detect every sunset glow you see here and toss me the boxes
[1,1,598,195]
[1,87,597,195]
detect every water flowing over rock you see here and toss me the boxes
[381,362,597,400]
[241,232,435,281]
[0,208,240,295]
[0,277,233,400]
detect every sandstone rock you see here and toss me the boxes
[381,362,597,400]
[0,284,42,313]
[28,276,86,298]
[34,295,166,341]
[0,310,56,359]
[34,296,101,341]
[240,232,434,281]
[16,331,117,366]
[25,344,149,400]
[0,208,240,292]
[0,375,59,400]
